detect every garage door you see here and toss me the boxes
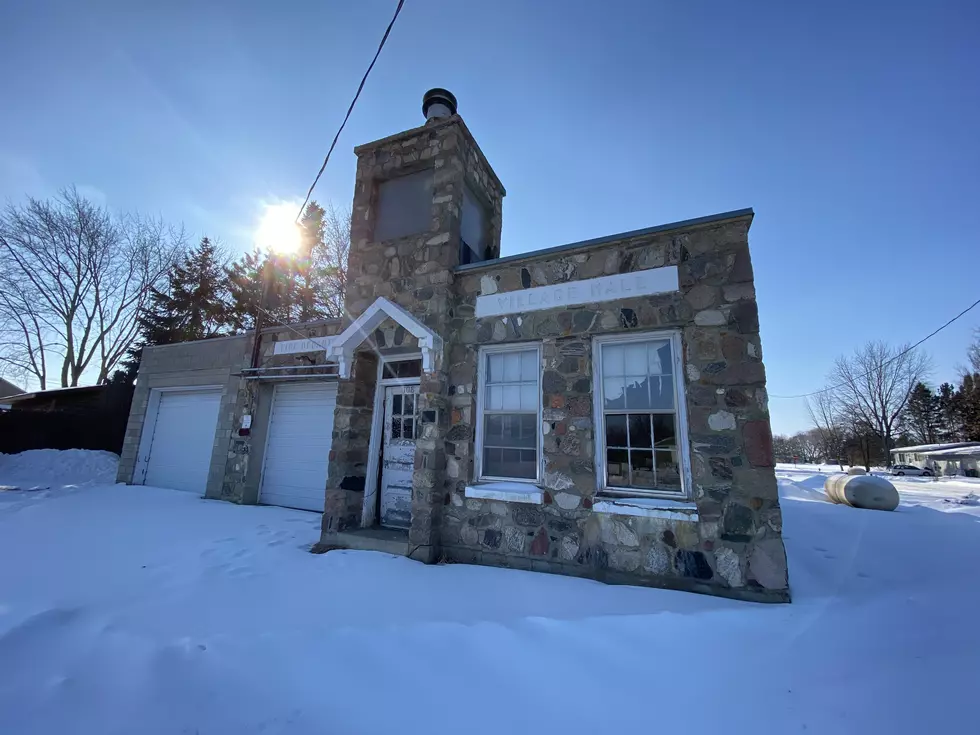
[259,382,337,512]
[143,389,222,494]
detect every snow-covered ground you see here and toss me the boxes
[1,453,978,734]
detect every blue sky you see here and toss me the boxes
[2,0,978,433]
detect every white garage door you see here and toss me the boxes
[143,389,222,494]
[259,382,337,512]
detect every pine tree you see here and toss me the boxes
[226,250,297,330]
[957,373,980,441]
[904,382,940,445]
[110,238,230,383]
[936,382,962,442]
[226,200,350,329]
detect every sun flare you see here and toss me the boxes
[255,202,302,255]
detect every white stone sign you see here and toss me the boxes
[273,337,333,355]
[475,266,679,318]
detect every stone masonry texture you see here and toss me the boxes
[316,112,789,602]
[122,109,789,603]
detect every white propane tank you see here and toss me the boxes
[825,473,899,511]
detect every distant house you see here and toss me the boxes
[0,377,24,403]
[891,442,980,478]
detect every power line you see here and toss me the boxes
[295,0,406,223]
[769,296,980,400]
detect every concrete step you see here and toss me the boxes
[333,527,409,556]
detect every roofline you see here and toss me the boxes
[141,318,344,354]
[353,114,506,195]
[142,333,250,353]
[890,441,980,454]
[455,207,754,274]
[3,384,109,402]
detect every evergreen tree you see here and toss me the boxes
[936,382,962,442]
[226,200,349,329]
[904,382,941,445]
[226,250,297,330]
[957,373,980,441]
[110,237,230,383]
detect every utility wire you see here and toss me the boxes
[295,0,406,223]
[769,296,980,400]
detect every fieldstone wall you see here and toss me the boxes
[219,319,342,504]
[313,108,786,601]
[441,213,789,602]
[321,114,504,548]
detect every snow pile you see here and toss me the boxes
[0,448,118,489]
[0,468,978,733]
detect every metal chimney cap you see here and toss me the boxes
[422,88,458,120]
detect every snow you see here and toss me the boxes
[0,448,118,490]
[1,451,979,734]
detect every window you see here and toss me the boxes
[476,345,541,481]
[459,185,488,265]
[374,170,433,242]
[382,359,422,379]
[595,333,686,497]
[389,391,417,440]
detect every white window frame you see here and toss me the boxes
[474,342,543,484]
[591,330,692,500]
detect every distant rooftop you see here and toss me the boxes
[891,441,980,455]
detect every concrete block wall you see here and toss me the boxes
[116,334,250,499]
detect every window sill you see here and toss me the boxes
[465,482,544,505]
[592,497,699,521]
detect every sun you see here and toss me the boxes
[255,202,302,255]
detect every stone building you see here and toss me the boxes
[118,89,789,602]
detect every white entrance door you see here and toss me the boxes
[142,389,222,495]
[259,382,337,512]
[380,384,419,529]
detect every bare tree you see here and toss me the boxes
[828,341,930,467]
[806,391,848,469]
[968,328,980,374]
[0,188,183,388]
[312,202,350,320]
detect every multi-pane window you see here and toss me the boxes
[374,170,433,242]
[596,335,684,496]
[389,392,417,440]
[478,346,540,480]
